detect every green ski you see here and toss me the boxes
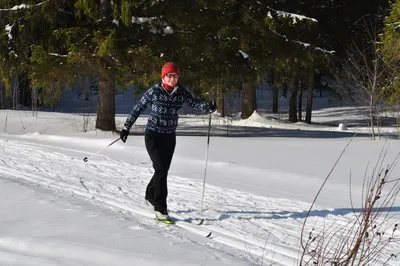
[155,218,174,225]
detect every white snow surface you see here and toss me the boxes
[0,92,400,265]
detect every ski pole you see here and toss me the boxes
[199,112,212,225]
[83,138,120,162]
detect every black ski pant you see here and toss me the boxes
[144,131,176,213]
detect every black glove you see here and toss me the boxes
[120,128,129,143]
[209,100,216,113]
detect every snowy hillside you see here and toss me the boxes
[0,89,399,265]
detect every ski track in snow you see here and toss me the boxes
[0,237,156,266]
[0,138,399,265]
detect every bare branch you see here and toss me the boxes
[300,147,400,265]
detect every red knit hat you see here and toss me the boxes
[161,62,180,78]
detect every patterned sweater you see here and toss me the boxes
[124,83,211,134]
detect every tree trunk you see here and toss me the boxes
[0,81,3,109]
[18,72,32,107]
[306,66,314,124]
[272,72,279,113]
[218,93,225,117]
[297,79,303,121]
[288,80,297,123]
[100,0,111,17]
[0,80,11,109]
[95,0,116,131]
[31,87,39,113]
[241,80,256,119]
[96,66,116,131]
[13,76,19,110]
[369,94,375,140]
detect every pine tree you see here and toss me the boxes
[164,0,325,120]
[260,1,326,122]
[0,0,51,108]
[29,0,165,130]
[3,0,389,128]
[380,0,400,105]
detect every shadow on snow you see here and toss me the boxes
[219,206,400,221]
[124,125,380,139]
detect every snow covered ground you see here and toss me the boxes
[0,91,400,265]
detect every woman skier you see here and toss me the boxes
[120,62,216,222]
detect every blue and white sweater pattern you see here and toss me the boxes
[124,83,211,134]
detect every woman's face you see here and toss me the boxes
[162,73,179,87]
